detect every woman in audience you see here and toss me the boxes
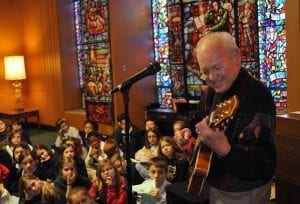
[158,136,189,183]
[89,159,127,203]
[33,144,59,181]
[54,157,92,199]
[19,174,66,204]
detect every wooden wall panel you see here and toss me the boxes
[21,0,64,125]
[0,1,25,111]
[109,0,156,129]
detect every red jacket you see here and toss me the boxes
[89,177,127,204]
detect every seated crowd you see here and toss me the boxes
[0,114,197,204]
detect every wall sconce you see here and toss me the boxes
[4,56,27,112]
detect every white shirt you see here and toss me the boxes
[55,126,83,147]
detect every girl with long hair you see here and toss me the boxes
[89,159,127,204]
[157,136,189,183]
[19,174,65,204]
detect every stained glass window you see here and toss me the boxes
[74,0,113,123]
[74,0,112,103]
[151,0,287,109]
[257,0,287,108]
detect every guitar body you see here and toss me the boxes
[187,142,212,194]
[186,95,239,195]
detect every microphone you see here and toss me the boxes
[110,62,161,94]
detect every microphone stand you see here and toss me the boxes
[120,87,134,204]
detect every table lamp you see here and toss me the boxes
[4,55,27,111]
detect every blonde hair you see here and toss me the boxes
[95,159,121,191]
[67,187,92,204]
[19,174,59,203]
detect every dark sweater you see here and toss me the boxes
[54,174,92,197]
[201,69,276,192]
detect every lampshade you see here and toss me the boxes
[4,56,26,80]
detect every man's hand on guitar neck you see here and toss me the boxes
[195,117,231,157]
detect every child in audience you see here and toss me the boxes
[158,136,189,183]
[19,174,66,203]
[11,118,32,145]
[54,118,83,148]
[0,119,9,145]
[90,158,127,203]
[134,129,161,180]
[64,136,87,159]
[54,157,92,199]
[33,144,59,181]
[135,129,161,163]
[109,152,127,176]
[5,130,32,159]
[103,138,123,159]
[132,157,170,204]
[173,120,197,160]
[85,131,107,182]
[0,163,19,204]
[67,187,95,204]
[80,120,99,148]
[12,142,31,170]
[7,149,44,196]
[60,143,88,178]
[140,118,159,147]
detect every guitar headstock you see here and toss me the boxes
[209,95,239,129]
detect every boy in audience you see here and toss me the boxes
[133,157,170,204]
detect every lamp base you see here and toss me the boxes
[13,84,24,112]
[14,101,24,112]
[14,107,24,112]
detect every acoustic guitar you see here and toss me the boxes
[187,95,239,194]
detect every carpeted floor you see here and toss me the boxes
[28,129,57,148]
